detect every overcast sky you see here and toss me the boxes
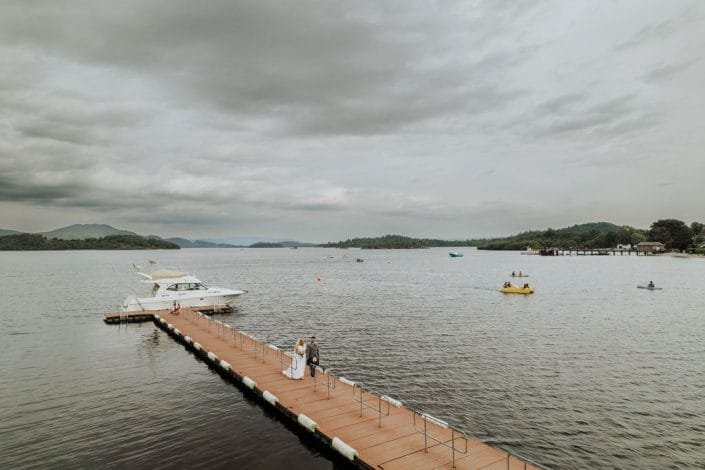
[1,1,703,242]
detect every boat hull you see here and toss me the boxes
[500,286,534,294]
[121,291,244,312]
[637,285,662,290]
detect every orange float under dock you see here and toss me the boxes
[114,307,545,469]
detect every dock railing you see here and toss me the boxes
[312,367,336,398]
[253,337,267,362]
[175,310,545,469]
[494,445,549,470]
[412,411,468,468]
[162,308,548,470]
[352,382,391,427]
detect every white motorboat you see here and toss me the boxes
[121,269,245,312]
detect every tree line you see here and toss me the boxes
[321,234,473,249]
[319,220,705,252]
[474,220,705,253]
[0,233,180,250]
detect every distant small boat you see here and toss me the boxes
[500,284,534,294]
[449,251,463,258]
[356,258,364,263]
[637,285,663,290]
[511,273,529,277]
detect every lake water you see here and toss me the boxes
[1,248,704,469]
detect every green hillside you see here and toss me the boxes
[321,234,472,249]
[0,229,21,237]
[0,233,180,250]
[471,222,646,250]
[278,240,318,247]
[42,224,137,240]
[165,237,241,248]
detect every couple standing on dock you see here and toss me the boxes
[282,336,320,380]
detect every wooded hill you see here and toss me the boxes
[473,220,705,252]
[319,220,705,252]
[321,234,473,249]
[0,233,180,250]
[471,222,642,250]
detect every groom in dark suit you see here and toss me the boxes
[306,336,320,377]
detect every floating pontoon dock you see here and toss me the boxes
[107,308,544,469]
[103,305,233,324]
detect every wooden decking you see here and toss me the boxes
[142,308,544,469]
[103,305,233,324]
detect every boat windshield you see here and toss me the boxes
[166,282,208,291]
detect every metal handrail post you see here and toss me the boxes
[313,370,334,398]
[360,386,363,417]
[327,372,335,399]
[378,395,382,428]
[254,341,265,362]
[412,411,468,464]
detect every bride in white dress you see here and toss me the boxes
[282,338,306,380]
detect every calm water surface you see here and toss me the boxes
[1,248,704,469]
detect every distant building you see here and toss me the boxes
[636,241,665,253]
[616,244,632,250]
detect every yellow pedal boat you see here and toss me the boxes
[500,285,534,294]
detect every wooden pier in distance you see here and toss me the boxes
[537,247,663,256]
[103,305,233,324]
[112,307,545,469]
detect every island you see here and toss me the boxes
[320,234,473,249]
[319,219,705,254]
[0,233,180,250]
[471,220,704,253]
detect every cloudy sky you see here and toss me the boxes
[1,1,703,242]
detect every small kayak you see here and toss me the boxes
[500,285,534,294]
[637,285,662,290]
[511,274,529,277]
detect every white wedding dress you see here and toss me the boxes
[283,345,306,380]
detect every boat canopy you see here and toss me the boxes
[149,269,187,280]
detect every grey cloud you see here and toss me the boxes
[1,1,704,240]
[643,61,693,83]
[535,93,588,115]
[616,20,678,50]
[6,97,151,147]
[532,94,659,138]
[615,5,699,50]
[0,1,539,136]
[0,175,83,202]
